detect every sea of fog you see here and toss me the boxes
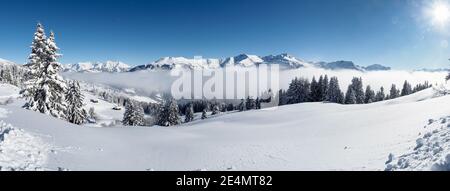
[62,67,448,97]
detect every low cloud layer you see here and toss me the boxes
[63,67,448,98]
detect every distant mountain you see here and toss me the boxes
[262,53,313,68]
[0,58,16,66]
[221,54,264,67]
[63,54,391,73]
[316,60,364,71]
[363,64,391,71]
[129,57,221,71]
[130,53,319,72]
[414,68,450,72]
[63,61,130,73]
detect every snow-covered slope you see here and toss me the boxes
[1,82,450,170]
[63,61,130,73]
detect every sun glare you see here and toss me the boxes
[430,1,450,27]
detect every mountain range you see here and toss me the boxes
[1,53,393,73]
[83,53,390,73]
[63,61,130,73]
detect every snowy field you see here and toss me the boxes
[1,83,450,171]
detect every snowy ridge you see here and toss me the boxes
[130,53,390,72]
[0,58,15,66]
[63,61,131,73]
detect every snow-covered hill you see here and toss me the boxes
[1,82,450,170]
[63,61,130,73]
[129,53,390,72]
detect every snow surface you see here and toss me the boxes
[1,82,450,170]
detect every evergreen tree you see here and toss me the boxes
[245,96,256,110]
[389,84,400,99]
[286,77,310,104]
[320,75,329,101]
[122,101,145,126]
[349,77,364,104]
[278,89,288,106]
[375,87,386,102]
[211,104,220,115]
[412,81,431,93]
[227,103,234,111]
[184,103,194,123]
[364,85,375,104]
[326,76,343,103]
[156,98,180,126]
[310,76,320,102]
[345,85,357,104]
[88,107,97,121]
[201,109,207,119]
[65,80,86,125]
[238,99,245,111]
[255,97,261,109]
[401,80,412,96]
[22,24,67,119]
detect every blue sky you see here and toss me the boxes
[0,0,450,69]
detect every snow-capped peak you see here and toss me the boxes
[0,58,15,66]
[262,53,312,68]
[153,56,220,70]
[221,54,264,67]
[64,61,130,73]
[128,53,391,72]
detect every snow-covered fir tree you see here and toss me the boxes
[211,104,220,115]
[345,85,357,104]
[201,109,207,119]
[401,80,412,96]
[287,77,310,104]
[255,97,261,109]
[65,80,87,125]
[364,85,375,104]
[88,107,97,121]
[245,96,256,110]
[320,75,329,101]
[348,77,364,104]
[184,104,194,123]
[310,76,321,102]
[412,81,431,93]
[156,98,180,126]
[238,99,245,111]
[389,84,400,99]
[375,87,386,102]
[22,24,67,119]
[326,77,343,103]
[122,100,145,126]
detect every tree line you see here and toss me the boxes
[279,75,431,106]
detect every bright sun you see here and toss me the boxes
[430,1,450,26]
